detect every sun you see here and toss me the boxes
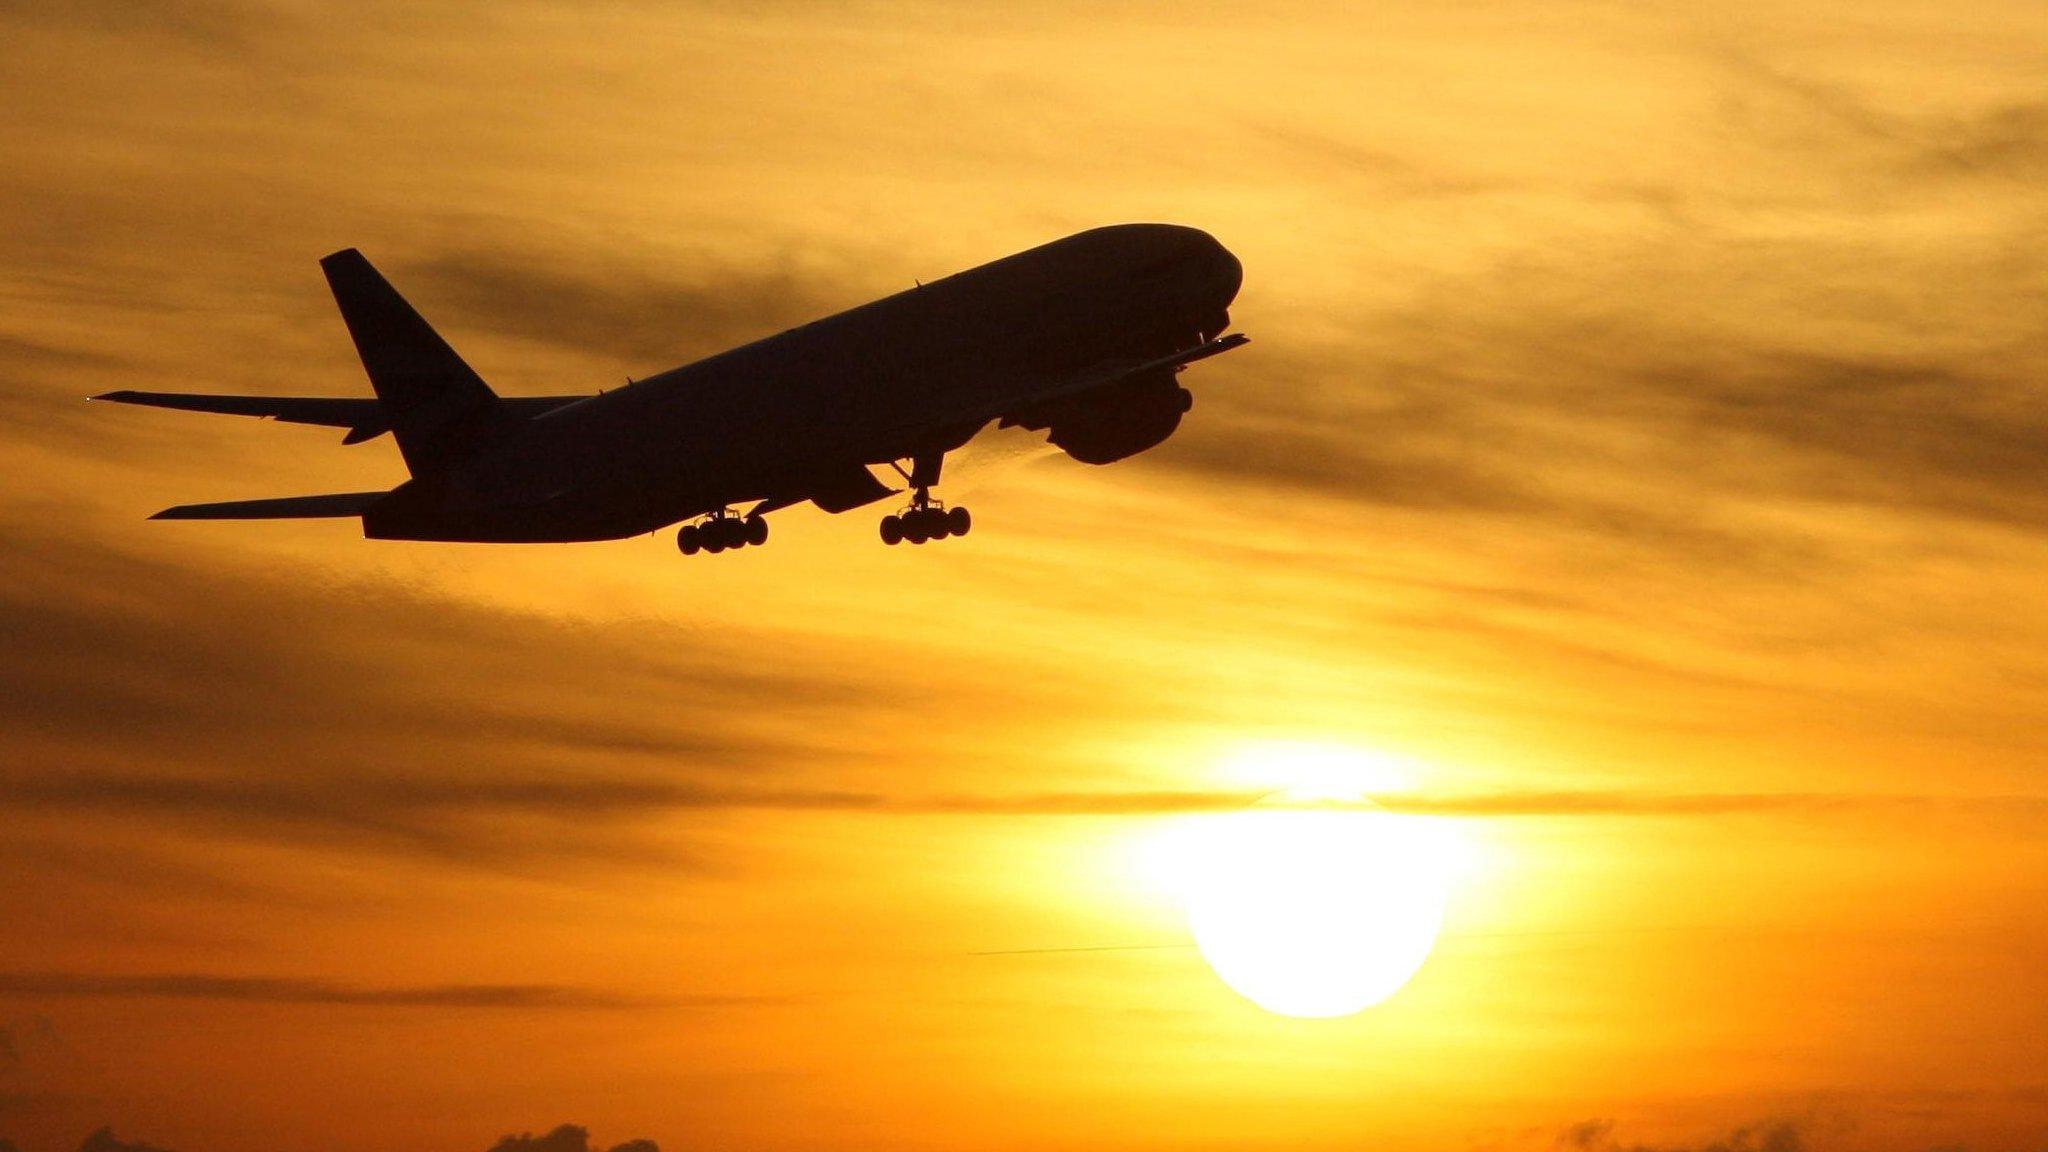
[1152,742,1460,1018]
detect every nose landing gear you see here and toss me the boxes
[677,510,767,555]
[880,490,969,546]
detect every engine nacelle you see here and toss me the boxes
[1036,374,1194,466]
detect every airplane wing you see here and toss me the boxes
[766,333,1247,516]
[92,391,586,444]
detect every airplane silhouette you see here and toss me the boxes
[95,224,1246,553]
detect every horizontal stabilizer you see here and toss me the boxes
[150,492,386,520]
[92,390,585,444]
[94,390,383,427]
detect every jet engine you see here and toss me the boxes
[1014,371,1194,466]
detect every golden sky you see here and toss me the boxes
[2,2,2046,1150]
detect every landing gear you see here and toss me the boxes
[677,510,767,556]
[878,451,971,546]
[880,490,970,546]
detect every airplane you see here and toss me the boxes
[93,223,1246,553]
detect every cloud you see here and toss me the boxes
[406,247,877,377]
[1716,51,2048,183]
[0,973,712,1010]
[11,750,2045,829]
[1123,52,2048,582]
[1554,1116,1812,1152]
[1164,253,2048,550]
[17,769,2047,824]
[0,0,273,50]
[0,517,905,864]
[75,1129,174,1152]
[1375,791,2048,821]
[15,1123,664,1152]
[486,1124,656,1152]
[815,787,2048,822]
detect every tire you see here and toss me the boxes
[677,525,700,555]
[946,506,970,536]
[880,515,902,545]
[903,515,930,544]
[745,515,768,547]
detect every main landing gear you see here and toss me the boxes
[880,491,970,545]
[677,510,767,556]
[879,450,971,546]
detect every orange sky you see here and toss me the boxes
[2,2,2046,1150]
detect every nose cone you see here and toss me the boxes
[1203,233,1243,306]
[1092,223,1242,304]
[1080,222,1209,259]
[1058,223,1242,312]
[1159,225,1243,309]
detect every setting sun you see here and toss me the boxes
[1144,744,1464,1017]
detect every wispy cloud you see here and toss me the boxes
[407,247,877,376]
[0,973,718,1010]
[18,770,2041,825]
[0,518,901,862]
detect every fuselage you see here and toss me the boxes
[364,224,1243,542]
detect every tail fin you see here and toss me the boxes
[320,249,501,474]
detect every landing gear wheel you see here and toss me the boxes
[880,467,971,546]
[681,510,772,556]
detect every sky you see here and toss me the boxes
[2,1,2046,1149]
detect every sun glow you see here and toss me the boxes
[1149,743,1461,1018]
[1216,739,1425,799]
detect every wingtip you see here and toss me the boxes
[319,247,364,267]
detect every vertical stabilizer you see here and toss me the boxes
[320,249,501,474]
